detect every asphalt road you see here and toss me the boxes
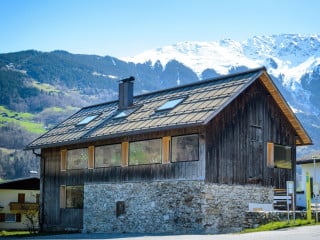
[7,225,320,240]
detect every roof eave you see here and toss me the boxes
[25,122,204,150]
[259,72,312,146]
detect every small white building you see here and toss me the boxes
[0,177,40,230]
[296,158,320,209]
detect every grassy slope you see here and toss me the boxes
[0,106,45,134]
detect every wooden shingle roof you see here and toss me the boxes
[25,67,312,149]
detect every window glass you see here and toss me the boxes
[77,115,98,125]
[267,142,292,169]
[66,186,83,209]
[171,134,199,162]
[67,148,88,169]
[95,144,121,168]
[157,98,184,111]
[274,144,292,169]
[5,213,16,222]
[129,139,162,165]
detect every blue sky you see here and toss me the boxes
[0,0,319,58]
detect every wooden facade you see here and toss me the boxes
[28,68,311,232]
[205,80,295,187]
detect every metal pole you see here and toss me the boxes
[306,171,312,223]
[314,156,318,223]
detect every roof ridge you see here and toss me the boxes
[79,66,266,110]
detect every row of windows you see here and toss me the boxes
[61,134,199,170]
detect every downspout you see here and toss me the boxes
[32,149,45,233]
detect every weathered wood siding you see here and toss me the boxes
[205,80,295,187]
[40,127,206,231]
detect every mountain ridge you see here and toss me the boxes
[0,34,319,165]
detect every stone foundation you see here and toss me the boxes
[83,180,273,234]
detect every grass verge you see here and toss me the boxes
[241,219,317,233]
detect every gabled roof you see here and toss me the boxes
[25,67,312,150]
[0,177,40,190]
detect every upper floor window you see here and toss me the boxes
[67,148,88,169]
[171,134,199,162]
[129,139,162,165]
[267,142,292,169]
[95,143,122,168]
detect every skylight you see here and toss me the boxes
[157,98,184,111]
[77,115,98,125]
[113,108,137,119]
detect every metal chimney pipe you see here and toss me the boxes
[119,76,134,109]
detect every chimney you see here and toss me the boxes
[119,76,135,109]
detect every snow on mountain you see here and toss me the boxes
[123,40,260,75]
[122,34,320,156]
[122,34,320,91]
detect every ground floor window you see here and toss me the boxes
[66,185,84,209]
[60,185,84,209]
[0,213,21,222]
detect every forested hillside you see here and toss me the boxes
[0,50,200,180]
[0,45,319,180]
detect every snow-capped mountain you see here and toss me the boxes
[123,34,320,87]
[123,34,320,157]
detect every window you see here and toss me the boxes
[157,98,184,111]
[116,201,125,217]
[95,143,122,168]
[67,148,88,169]
[0,213,21,223]
[171,134,199,162]
[66,186,84,209]
[129,139,162,165]
[18,193,25,203]
[5,213,16,222]
[267,142,292,169]
[77,115,98,126]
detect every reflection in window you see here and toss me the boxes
[267,142,292,169]
[157,98,184,111]
[95,144,121,168]
[77,115,98,125]
[129,139,162,165]
[66,186,84,209]
[171,134,199,162]
[67,148,88,169]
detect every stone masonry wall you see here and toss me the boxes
[83,181,273,234]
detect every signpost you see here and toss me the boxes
[287,181,295,223]
[306,171,312,223]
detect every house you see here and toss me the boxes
[0,177,40,231]
[296,157,320,209]
[25,67,312,234]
